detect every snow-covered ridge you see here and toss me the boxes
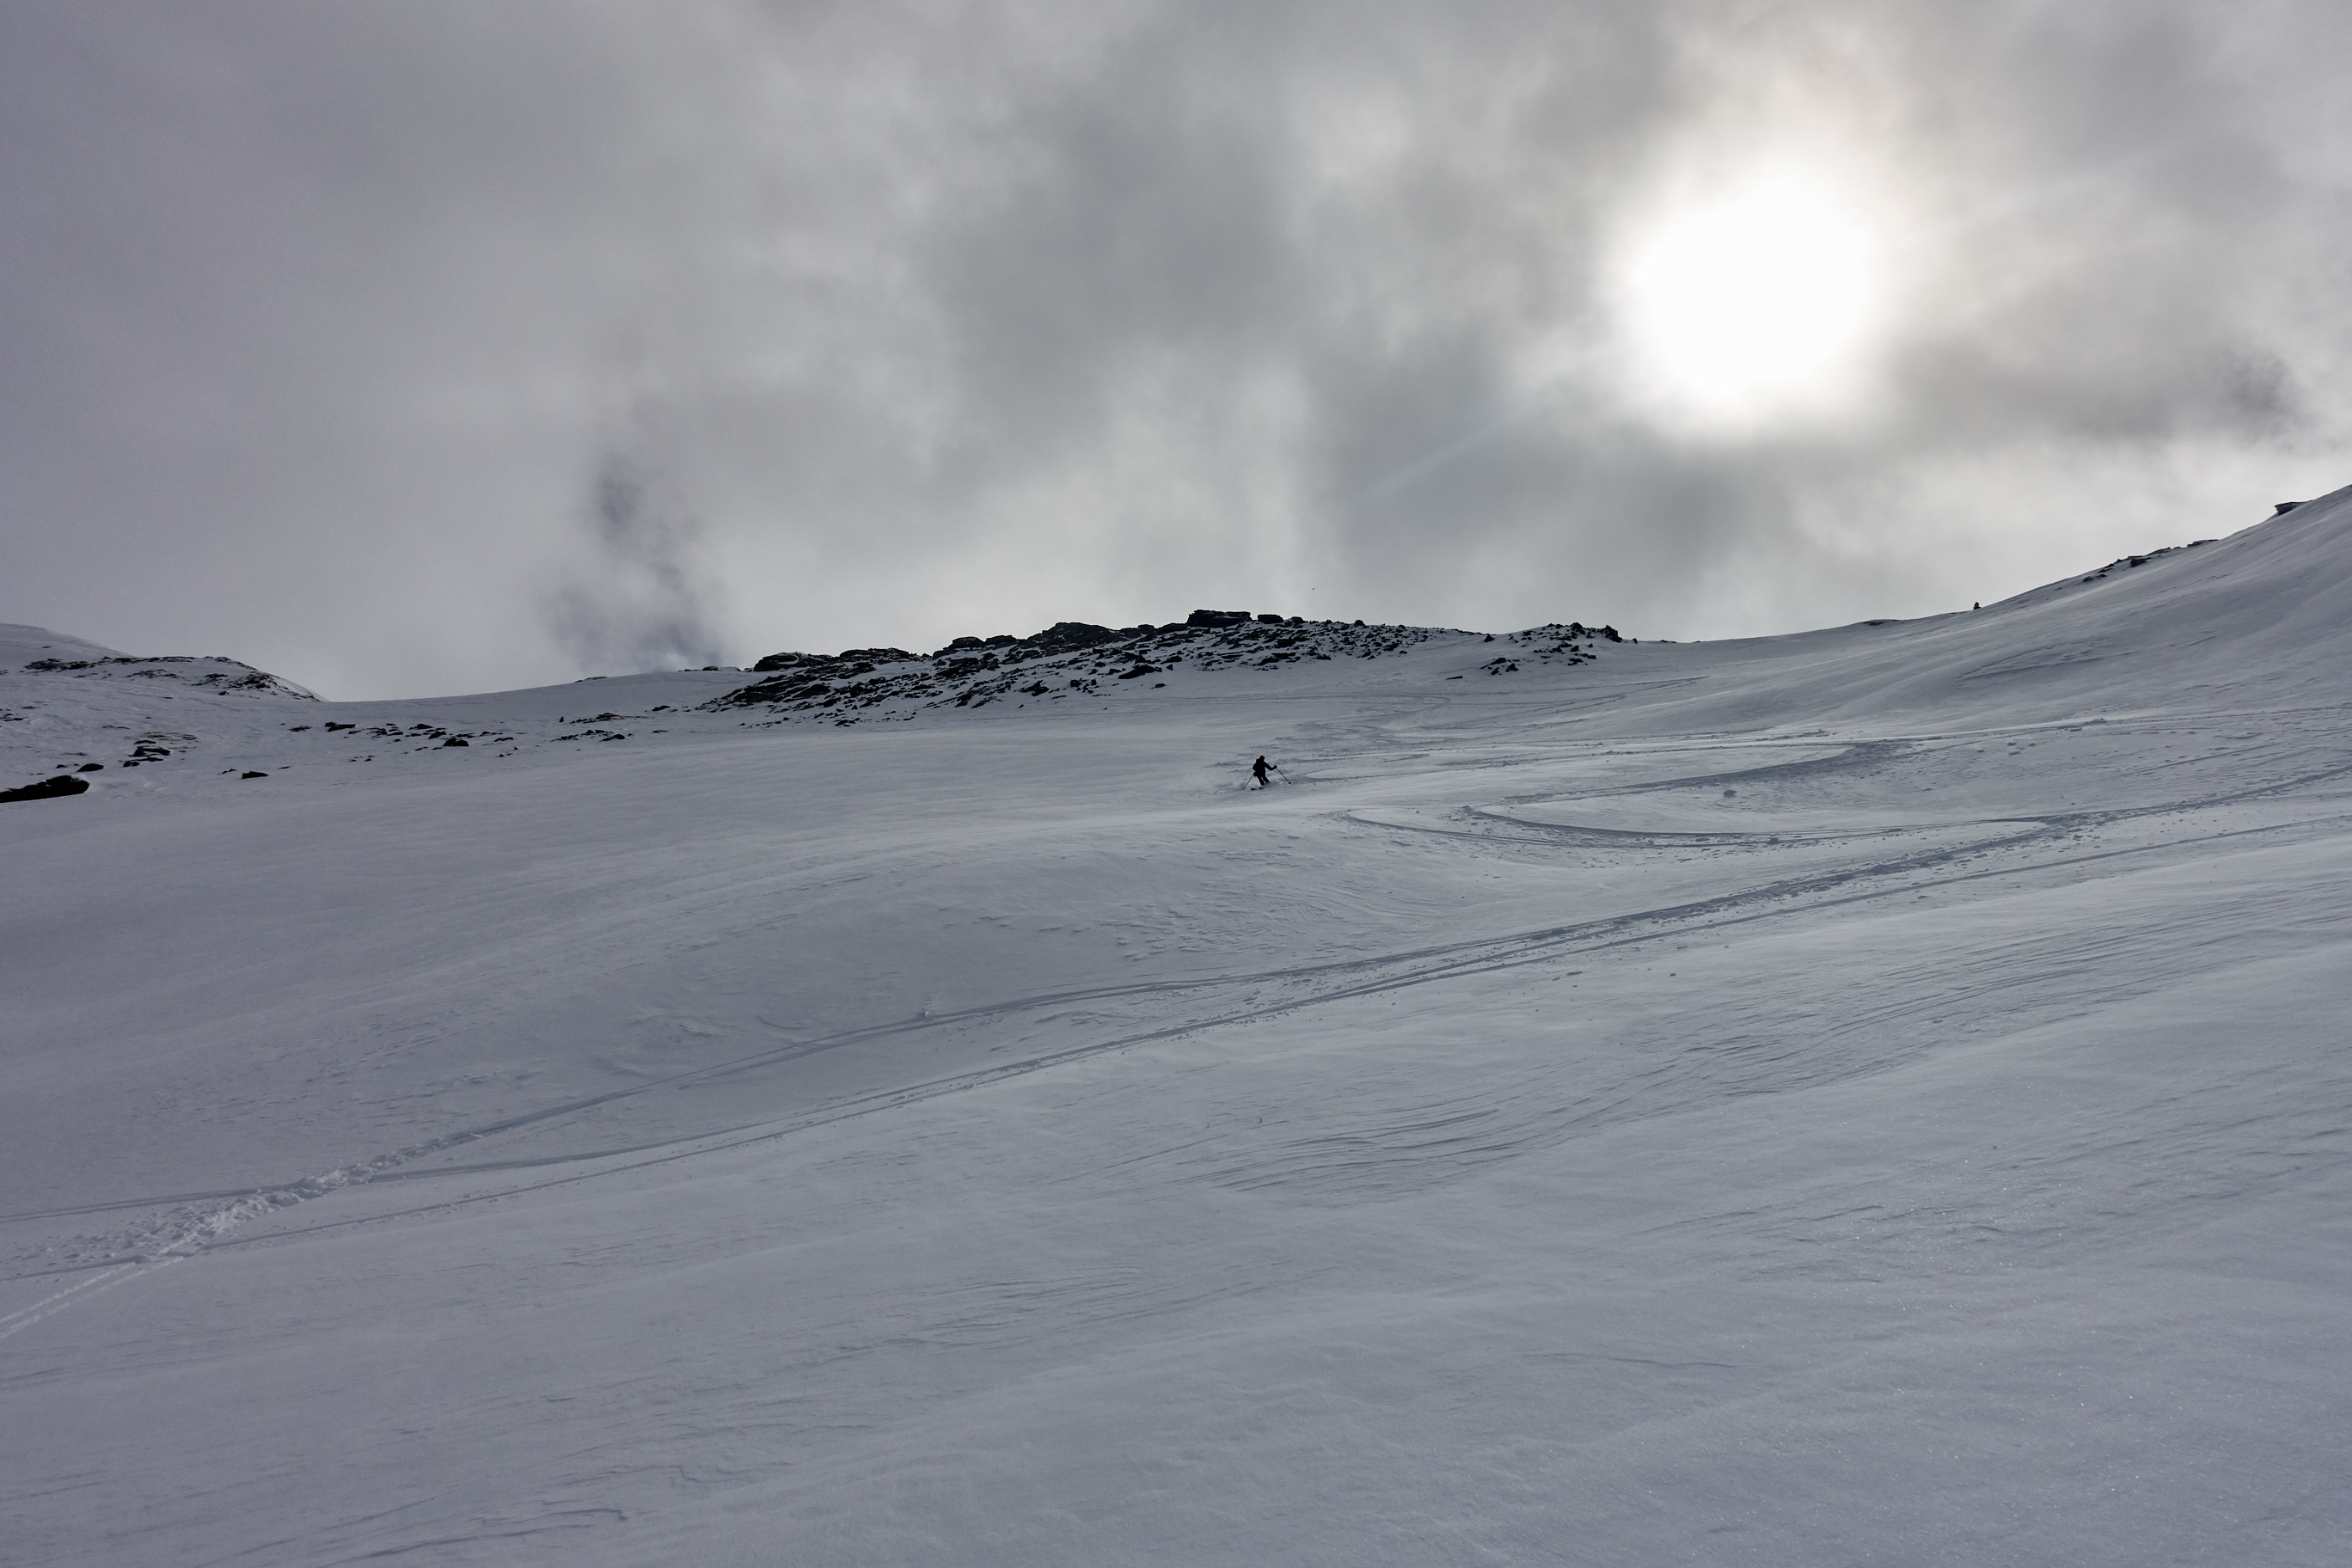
[0,622,315,700]
[0,624,328,786]
[6,482,2346,794]
[0,609,1631,783]
[12,652,316,699]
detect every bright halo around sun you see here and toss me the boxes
[1616,172,1883,427]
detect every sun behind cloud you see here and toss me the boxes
[1614,170,1884,431]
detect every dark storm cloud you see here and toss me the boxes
[837,0,2346,633]
[1,1,2344,695]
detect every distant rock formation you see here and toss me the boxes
[717,616,1468,722]
[16,653,316,699]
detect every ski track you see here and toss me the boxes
[13,726,2342,1293]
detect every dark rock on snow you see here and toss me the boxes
[3,775,91,802]
[715,611,1624,721]
[1020,622,1125,656]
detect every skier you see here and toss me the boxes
[1252,755,1271,788]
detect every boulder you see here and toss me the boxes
[3,775,90,803]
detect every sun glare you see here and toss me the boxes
[1619,174,1881,426]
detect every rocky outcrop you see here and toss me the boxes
[711,616,1467,722]
[1,774,91,803]
[18,653,316,699]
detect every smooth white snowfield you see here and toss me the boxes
[4,497,2349,1566]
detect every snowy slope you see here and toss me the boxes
[3,493,2349,1566]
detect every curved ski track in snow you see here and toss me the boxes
[14,725,2345,1287]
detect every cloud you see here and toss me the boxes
[545,443,727,676]
[1,0,2345,695]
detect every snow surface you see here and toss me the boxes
[4,494,2350,1566]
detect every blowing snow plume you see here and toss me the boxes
[544,449,726,676]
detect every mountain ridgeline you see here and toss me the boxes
[719,610,1627,722]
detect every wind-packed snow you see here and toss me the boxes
[4,494,2349,1566]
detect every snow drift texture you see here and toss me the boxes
[3,492,2349,1566]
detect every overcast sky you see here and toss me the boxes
[3,1,2347,698]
